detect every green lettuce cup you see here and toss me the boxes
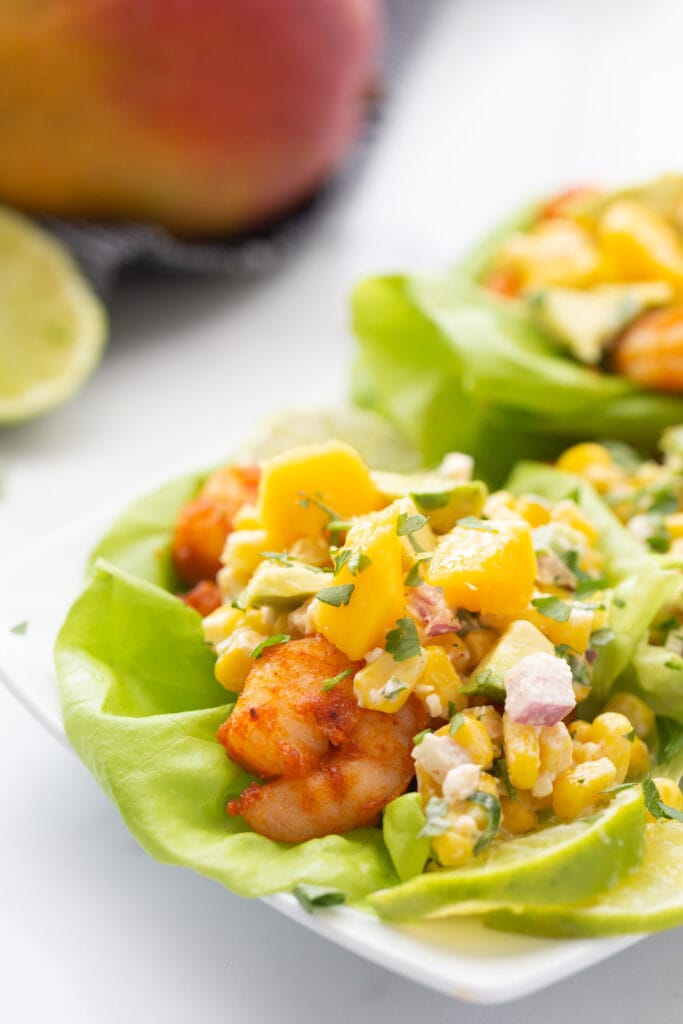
[351,183,683,486]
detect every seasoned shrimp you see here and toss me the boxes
[218,635,427,842]
[172,464,260,585]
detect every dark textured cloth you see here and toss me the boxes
[41,0,438,300]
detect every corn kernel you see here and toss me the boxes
[501,796,538,835]
[647,778,683,823]
[628,736,650,778]
[503,714,540,791]
[214,628,265,691]
[467,705,503,756]
[483,490,519,520]
[604,693,655,739]
[221,529,268,584]
[665,513,683,539]
[416,645,466,717]
[432,827,475,867]
[515,496,552,528]
[551,500,599,545]
[591,712,633,784]
[202,604,244,646]
[556,442,613,476]
[450,715,494,769]
[552,757,617,819]
[569,719,593,742]
[354,649,425,713]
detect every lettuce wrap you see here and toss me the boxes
[55,411,682,911]
[351,209,683,486]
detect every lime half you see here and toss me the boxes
[0,206,107,423]
[369,788,645,922]
[485,821,683,937]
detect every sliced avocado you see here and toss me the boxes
[240,561,332,611]
[531,282,672,365]
[372,471,487,533]
[461,620,554,699]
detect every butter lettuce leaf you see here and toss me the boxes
[56,561,397,900]
[352,270,683,486]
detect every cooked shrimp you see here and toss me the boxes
[172,464,260,585]
[613,306,683,392]
[179,580,222,616]
[218,635,427,842]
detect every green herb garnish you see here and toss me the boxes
[457,516,496,531]
[469,792,502,854]
[320,668,353,692]
[9,620,28,636]
[293,884,347,913]
[491,758,517,800]
[397,511,428,553]
[316,584,355,607]
[249,634,291,659]
[385,617,421,662]
[642,776,683,823]
[417,796,451,838]
[449,712,465,736]
[531,596,572,623]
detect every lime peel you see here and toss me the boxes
[0,205,107,423]
[369,788,645,922]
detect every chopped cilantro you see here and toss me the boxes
[589,627,616,648]
[624,728,636,742]
[457,516,496,531]
[642,776,683,823]
[449,712,465,736]
[491,757,518,800]
[469,792,502,854]
[417,796,451,838]
[385,617,421,662]
[382,678,408,701]
[316,584,354,607]
[574,576,608,599]
[320,668,353,692]
[554,644,591,687]
[9,620,28,636]
[412,729,431,746]
[260,551,326,572]
[531,596,572,623]
[249,634,291,659]
[397,511,428,553]
[404,557,431,587]
[664,658,683,672]
[293,884,346,913]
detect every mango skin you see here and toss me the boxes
[0,0,381,235]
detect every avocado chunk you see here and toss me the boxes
[461,620,554,699]
[531,282,672,364]
[372,471,487,533]
[239,561,332,611]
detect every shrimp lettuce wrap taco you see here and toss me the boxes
[56,410,683,928]
[352,175,683,486]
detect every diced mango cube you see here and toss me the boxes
[257,441,381,549]
[214,628,265,692]
[598,199,683,289]
[426,520,535,617]
[313,504,405,660]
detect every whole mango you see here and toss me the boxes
[0,0,381,235]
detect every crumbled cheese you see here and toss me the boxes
[443,763,481,805]
[412,732,470,784]
[363,646,384,664]
[287,599,317,636]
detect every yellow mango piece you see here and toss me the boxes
[524,600,594,653]
[598,198,683,289]
[496,219,602,289]
[313,504,405,660]
[426,520,535,617]
[257,441,382,549]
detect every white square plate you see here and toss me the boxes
[0,491,643,1005]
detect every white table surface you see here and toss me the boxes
[3,1,683,1019]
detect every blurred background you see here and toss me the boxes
[3,2,683,1021]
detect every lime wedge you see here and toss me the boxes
[484,821,683,937]
[369,788,645,922]
[239,407,421,472]
[0,206,107,423]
